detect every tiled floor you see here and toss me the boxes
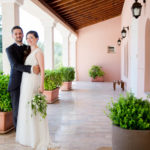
[0,81,125,150]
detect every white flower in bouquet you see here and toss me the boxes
[28,93,47,119]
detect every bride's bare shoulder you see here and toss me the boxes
[36,48,43,54]
[35,48,44,59]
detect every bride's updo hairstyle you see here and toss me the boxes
[26,30,39,39]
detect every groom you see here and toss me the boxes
[6,26,40,129]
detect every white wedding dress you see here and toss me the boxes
[16,48,59,150]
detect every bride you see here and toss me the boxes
[16,31,59,150]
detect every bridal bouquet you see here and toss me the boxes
[28,94,47,119]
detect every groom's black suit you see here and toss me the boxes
[6,43,31,128]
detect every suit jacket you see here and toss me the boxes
[6,43,31,92]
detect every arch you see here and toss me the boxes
[144,19,150,92]
[0,8,2,71]
[54,28,63,69]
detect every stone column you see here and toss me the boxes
[1,0,24,74]
[42,21,55,70]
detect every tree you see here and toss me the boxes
[54,42,63,69]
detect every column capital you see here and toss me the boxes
[1,0,24,5]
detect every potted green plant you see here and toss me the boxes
[89,65,104,82]
[58,66,75,91]
[43,69,63,103]
[106,92,150,150]
[0,73,14,133]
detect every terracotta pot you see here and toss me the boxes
[43,88,59,104]
[0,111,14,133]
[112,125,150,150]
[91,76,104,82]
[61,82,72,91]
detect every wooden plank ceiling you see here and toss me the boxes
[38,0,125,31]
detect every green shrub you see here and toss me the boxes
[106,92,150,130]
[89,65,104,79]
[58,66,75,82]
[44,70,63,91]
[0,74,12,112]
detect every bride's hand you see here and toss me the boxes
[39,86,44,93]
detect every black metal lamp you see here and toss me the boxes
[117,38,121,46]
[131,0,146,19]
[121,27,129,38]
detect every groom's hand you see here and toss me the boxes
[33,65,40,74]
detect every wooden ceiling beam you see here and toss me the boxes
[38,0,76,31]
[53,0,105,10]
[53,0,124,9]
[59,1,124,15]
[67,13,122,25]
[67,14,121,24]
[39,0,125,30]
[61,3,123,19]
[77,16,119,29]
[63,6,123,21]
[73,13,121,29]
[49,0,75,6]
[67,9,122,24]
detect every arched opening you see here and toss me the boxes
[0,6,2,72]
[20,9,44,50]
[54,28,63,69]
[144,19,150,92]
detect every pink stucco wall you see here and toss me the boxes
[76,16,121,81]
[121,0,150,98]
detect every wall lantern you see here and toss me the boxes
[131,0,146,19]
[121,26,129,38]
[117,38,121,46]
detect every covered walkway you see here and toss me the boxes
[0,82,124,150]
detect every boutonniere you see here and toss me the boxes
[24,50,28,55]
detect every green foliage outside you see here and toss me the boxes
[22,41,62,69]
[106,92,150,130]
[0,28,2,53]
[23,40,44,51]
[0,15,2,53]
[58,66,75,82]
[0,53,2,72]
[54,42,63,69]
[44,69,63,91]
[0,74,12,112]
[89,65,104,79]
[37,41,44,51]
